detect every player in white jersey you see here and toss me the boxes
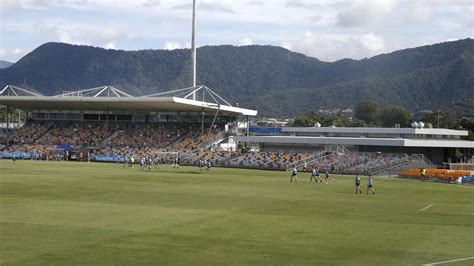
[367,174,375,195]
[290,166,298,183]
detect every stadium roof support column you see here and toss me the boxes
[201,107,205,139]
[6,105,9,132]
[246,116,249,137]
[105,106,109,147]
[191,0,197,100]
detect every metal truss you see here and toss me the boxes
[143,85,233,107]
[55,86,132,98]
[0,85,43,97]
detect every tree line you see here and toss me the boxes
[290,100,474,141]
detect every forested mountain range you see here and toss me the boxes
[0,60,13,69]
[0,39,472,117]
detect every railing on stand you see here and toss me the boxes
[288,150,326,171]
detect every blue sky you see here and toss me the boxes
[0,0,473,62]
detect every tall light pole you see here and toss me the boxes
[437,110,440,128]
[191,0,197,100]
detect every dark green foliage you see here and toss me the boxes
[354,100,380,125]
[380,106,413,127]
[291,111,327,127]
[421,111,462,129]
[290,110,358,127]
[459,118,474,141]
[0,39,473,117]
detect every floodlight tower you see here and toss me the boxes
[191,0,197,100]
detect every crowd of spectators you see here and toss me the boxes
[7,122,52,145]
[1,121,220,150]
[110,124,188,149]
[37,122,108,147]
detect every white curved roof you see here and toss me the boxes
[0,96,257,116]
[0,85,257,116]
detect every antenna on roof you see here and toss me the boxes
[191,0,197,100]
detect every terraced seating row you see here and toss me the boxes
[398,168,472,182]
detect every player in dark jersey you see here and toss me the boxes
[355,174,362,194]
[199,160,205,172]
[154,155,160,169]
[174,156,179,169]
[324,170,330,184]
[147,155,153,171]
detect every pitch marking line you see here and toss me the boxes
[423,256,474,265]
[419,204,434,212]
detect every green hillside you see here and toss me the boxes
[1,39,473,117]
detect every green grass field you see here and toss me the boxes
[1,160,473,265]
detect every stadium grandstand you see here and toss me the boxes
[0,84,256,163]
[234,126,474,175]
[1,84,473,179]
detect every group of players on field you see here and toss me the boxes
[289,165,375,195]
[122,155,181,171]
[122,155,213,173]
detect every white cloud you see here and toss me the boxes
[199,2,235,13]
[20,0,96,10]
[1,0,472,62]
[406,3,435,23]
[336,0,397,27]
[281,41,293,50]
[86,27,126,48]
[103,42,116,49]
[285,0,320,8]
[58,31,75,44]
[239,37,254,46]
[0,48,27,62]
[359,33,385,52]
[0,0,23,13]
[33,24,125,49]
[248,0,263,6]
[142,0,160,8]
[171,1,235,13]
[283,32,387,61]
[164,41,181,50]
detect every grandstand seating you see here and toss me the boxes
[183,151,233,166]
[220,151,312,170]
[342,155,407,174]
[37,122,108,147]
[109,124,190,149]
[1,122,413,174]
[2,121,467,179]
[2,121,220,148]
[302,152,409,174]
[7,121,52,145]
